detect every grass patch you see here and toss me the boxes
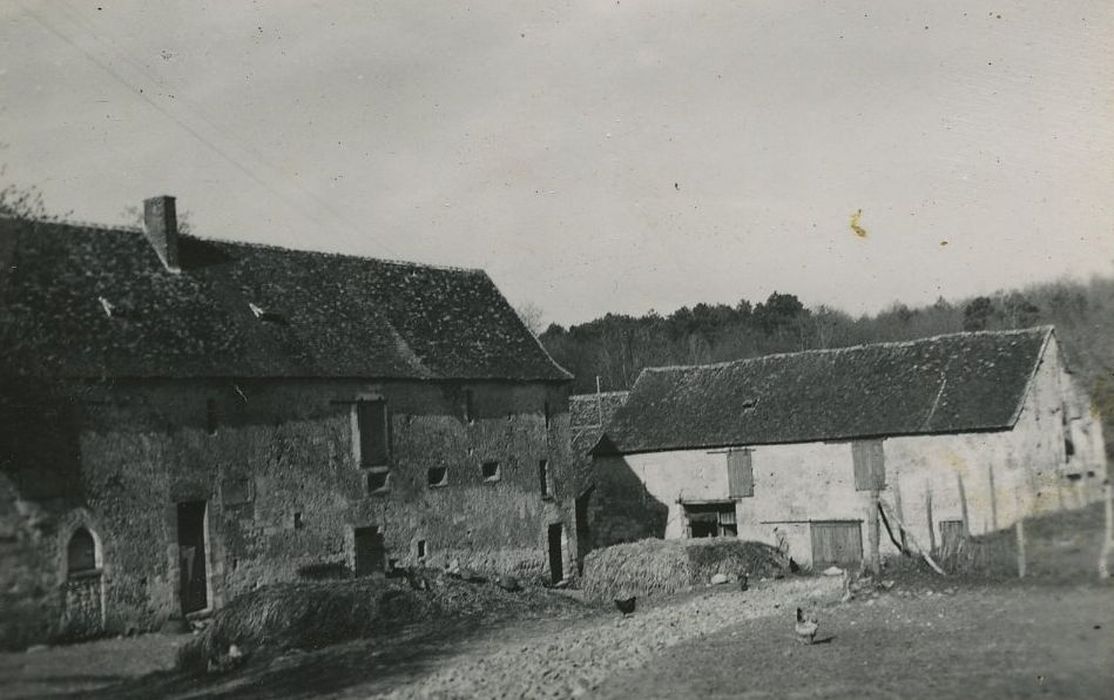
[581,537,788,602]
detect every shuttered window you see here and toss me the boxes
[727,449,754,498]
[357,401,389,467]
[852,440,885,491]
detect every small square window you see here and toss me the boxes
[428,466,448,488]
[482,461,500,482]
[367,469,390,494]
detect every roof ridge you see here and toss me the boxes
[13,216,487,275]
[185,234,486,275]
[641,326,1055,375]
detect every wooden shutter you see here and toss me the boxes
[358,401,389,467]
[852,440,885,491]
[727,449,754,498]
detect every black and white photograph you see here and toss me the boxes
[1,2,1112,698]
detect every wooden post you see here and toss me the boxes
[957,473,970,537]
[1100,478,1113,579]
[892,466,907,553]
[988,465,998,531]
[1016,517,1026,579]
[866,489,881,576]
[925,485,936,552]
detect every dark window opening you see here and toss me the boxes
[357,400,389,467]
[482,461,500,481]
[428,466,448,487]
[293,512,304,530]
[367,469,390,493]
[417,540,427,558]
[544,400,550,430]
[684,503,737,538]
[1066,473,1083,482]
[1064,437,1075,461]
[206,399,218,436]
[539,459,551,498]
[66,528,98,574]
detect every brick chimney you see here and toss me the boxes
[143,195,180,272]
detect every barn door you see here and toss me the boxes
[810,521,863,569]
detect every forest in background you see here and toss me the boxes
[539,277,1114,456]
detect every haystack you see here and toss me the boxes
[581,538,788,602]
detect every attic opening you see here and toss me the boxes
[481,461,500,482]
[427,466,448,488]
[248,302,288,325]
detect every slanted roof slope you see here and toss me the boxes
[0,217,571,381]
[598,327,1053,454]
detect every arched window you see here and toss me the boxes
[66,527,98,575]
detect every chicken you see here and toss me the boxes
[615,596,637,616]
[795,607,819,644]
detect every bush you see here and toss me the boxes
[581,538,788,602]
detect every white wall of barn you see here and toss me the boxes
[604,335,1107,568]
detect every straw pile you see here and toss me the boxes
[581,537,788,602]
[178,568,587,673]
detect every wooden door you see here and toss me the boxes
[810,521,863,569]
[177,501,209,615]
[547,523,564,583]
[354,526,386,577]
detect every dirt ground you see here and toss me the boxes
[2,579,1111,699]
[595,582,1114,700]
[0,632,188,699]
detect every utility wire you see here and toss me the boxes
[19,1,401,258]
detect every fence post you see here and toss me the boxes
[867,489,881,576]
[1016,517,1026,579]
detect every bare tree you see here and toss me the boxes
[514,301,545,336]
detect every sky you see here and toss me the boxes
[1,1,1112,327]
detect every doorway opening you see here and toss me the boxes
[547,523,564,583]
[354,526,386,577]
[177,501,210,615]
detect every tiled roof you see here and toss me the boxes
[597,327,1053,454]
[0,217,571,381]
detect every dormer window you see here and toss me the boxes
[248,302,288,325]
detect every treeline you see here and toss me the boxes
[540,279,1114,431]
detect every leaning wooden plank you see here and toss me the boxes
[878,499,946,575]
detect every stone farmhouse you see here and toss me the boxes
[569,390,629,569]
[590,328,1106,569]
[0,197,576,648]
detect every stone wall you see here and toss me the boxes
[0,377,573,648]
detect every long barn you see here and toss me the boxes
[589,327,1106,569]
